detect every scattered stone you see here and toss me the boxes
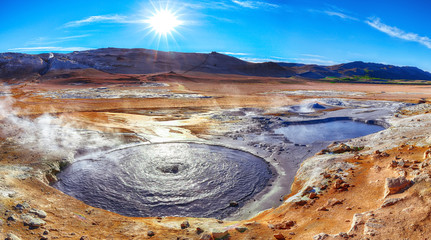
[14,204,24,211]
[384,176,413,196]
[229,201,239,207]
[273,233,285,240]
[381,198,403,208]
[389,160,398,168]
[424,149,431,159]
[7,214,18,222]
[317,206,328,211]
[196,227,204,235]
[235,227,247,233]
[334,232,349,238]
[309,192,317,199]
[147,230,155,237]
[29,208,47,218]
[313,233,329,240]
[21,214,46,228]
[372,165,382,172]
[40,236,49,240]
[349,213,365,232]
[323,172,331,178]
[211,230,229,240]
[199,233,212,240]
[273,221,295,230]
[181,220,190,229]
[327,198,343,207]
[80,236,89,240]
[5,233,21,240]
[333,179,349,190]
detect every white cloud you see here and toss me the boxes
[8,47,91,52]
[366,17,431,49]
[64,15,142,27]
[324,11,358,21]
[231,0,279,9]
[300,53,325,58]
[220,52,249,56]
[27,34,91,45]
[290,57,338,66]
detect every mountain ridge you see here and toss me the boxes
[1,47,430,81]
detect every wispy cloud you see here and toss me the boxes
[366,17,431,49]
[300,53,325,58]
[27,34,91,45]
[64,15,142,27]
[220,52,249,56]
[231,0,279,9]
[8,47,91,52]
[240,57,283,62]
[324,11,358,21]
[295,58,337,65]
[182,1,235,10]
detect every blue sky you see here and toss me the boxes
[1,0,431,71]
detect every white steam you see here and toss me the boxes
[0,87,120,157]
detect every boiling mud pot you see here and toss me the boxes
[54,143,271,219]
[275,120,385,145]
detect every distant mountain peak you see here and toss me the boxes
[1,47,430,81]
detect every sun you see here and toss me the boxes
[147,9,182,35]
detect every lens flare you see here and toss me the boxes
[147,9,181,35]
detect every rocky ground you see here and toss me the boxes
[0,73,430,239]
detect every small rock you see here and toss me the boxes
[29,208,47,218]
[309,192,317,199]
[211,230,229,239]
[384,176,413,196]
[424,149,431,159]
[229,201,239,207]
[317,206,328,211]
[196,227,204,234]
[43,230,49,235]
[323,172,331,178]
[40,236,49,240]
[273,221,295,230]
[181,220,190,229]
[313,233,329,240]
[346,207,352,210]
[235,227,247,233]
[80,236,89,240]
[147,230,155,237]
[327,198,343,207]
[199,233,212,240]
[7,214,18,222]
[14,204,25,211]
[273,233,285,240]
[21,214,46,228]
[381,198,403,208]
[5,233,21,240]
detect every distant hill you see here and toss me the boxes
[1,48,430,81]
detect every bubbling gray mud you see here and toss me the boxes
[54,143,272,219]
